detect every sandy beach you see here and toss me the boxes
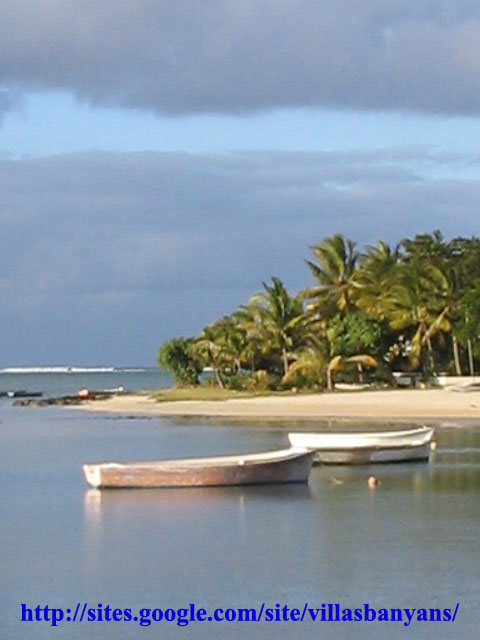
[78,388,480,421]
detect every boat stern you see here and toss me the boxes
[83,464,101,488]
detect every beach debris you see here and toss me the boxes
[330,477,344,485]
[12,390,126,407]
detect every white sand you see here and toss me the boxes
[77,389,480,421]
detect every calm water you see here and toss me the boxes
[1,401,479,638]
[0,367,172,398]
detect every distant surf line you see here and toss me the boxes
[0,367,153,374]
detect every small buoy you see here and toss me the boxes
[78,388,90,399]
[367,475,378,489]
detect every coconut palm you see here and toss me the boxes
[195,325,228,388]
[282,345,327,389]
[246,277,319,376]
[326,354,378,391]
[354,240,401,318]
[401,229,449,267]
[445,236,480,374]
[456,284,480,375]
[381,263,452,375]
[211,314,250,374]
[305,234,358,316]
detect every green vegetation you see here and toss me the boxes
[158,230,480,391]
[151,387,282,403]
[157,338,203,386]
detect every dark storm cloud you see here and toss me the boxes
[1,1,480,116]
[1,148,479,364]
[1,148,478,298]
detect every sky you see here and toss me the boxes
[1,0,480,366]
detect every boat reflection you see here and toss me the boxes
[82,483,313,579]
[84,482,312,520]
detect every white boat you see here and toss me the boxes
[288,426,434,464]
[83,447,315,488]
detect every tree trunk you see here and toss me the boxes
[213,365,225,389]
[468,340,475,377]
[357,363,364,383]
[282,347,289,377]
[327,367,335,391]
[426,336,436,376]
[452,334,462,376]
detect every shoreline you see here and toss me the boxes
[76,388,480,422]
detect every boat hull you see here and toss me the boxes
[288,427,434,465]
[83,448,314,488]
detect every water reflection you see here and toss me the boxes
[5,412,480,639]
[82,483,313,578]
[83,483,313,519]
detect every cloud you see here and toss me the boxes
[1,148,479,363]
[1,1,480,116]
[0,87,23,121]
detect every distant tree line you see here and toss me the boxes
[158,230,480,390]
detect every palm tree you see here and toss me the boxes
[305,234,358,316]
[445,237,480,375]
[354,240,401,318]
[381,263,452,375]
[210,314,249,374]
[401,229,449,267]
[195,325,228,388]
[326,354,378,391]
[228,308,261,373]
[246,277,319,376]
[456,284,480,376]
[196,315,260,387]
[282,343,327,388]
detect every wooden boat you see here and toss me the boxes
[83,447,315,489]
[288,426,434,464]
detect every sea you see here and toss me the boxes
[1,367,479,639]
[0,366,173,398]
